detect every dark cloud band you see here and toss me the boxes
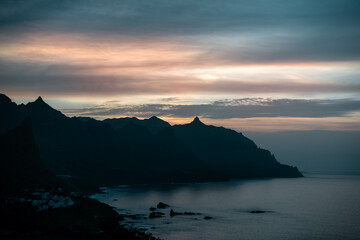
[62,98,360,119]
[1,0,360,63]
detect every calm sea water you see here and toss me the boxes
[95,173,360,240]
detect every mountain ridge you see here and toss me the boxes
[0,94,303,186]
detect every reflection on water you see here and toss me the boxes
[95,174,360,240]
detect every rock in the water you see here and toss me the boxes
[149,212,156,218]
[204,216,212,220]
[149,207,156,211]
[149,212,164,218]
[184,211,196,215]
[170,209,175,217]
[170,209,181,217]
[170,209,199,217]
[250,210,266,214]
[157,202,169,209]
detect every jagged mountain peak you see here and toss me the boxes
[190,116,205,126]
[32,96,50,108]
[149,116,160,120]
[27,96,47,108]
[35,96,45,103]
[23,95,66,121]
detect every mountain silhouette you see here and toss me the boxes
[0,94,302,186]
[191,116,205,126]
[20,96,67,122]
[173,117,302,178]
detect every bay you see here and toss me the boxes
[95,173,360,240]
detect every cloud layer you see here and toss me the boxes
[1,0,360,131]
[63,98,360,119]
[59,98,360,131]
[1,0,360,61]
[1,0,360,98]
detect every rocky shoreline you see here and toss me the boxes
[0,190,162,240]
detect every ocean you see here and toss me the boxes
[94,173,360,240]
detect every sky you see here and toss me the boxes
[1,0,360,132]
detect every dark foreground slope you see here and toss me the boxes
[0,118,61,195]
[173,117,302,178]
[0,120,159,240]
